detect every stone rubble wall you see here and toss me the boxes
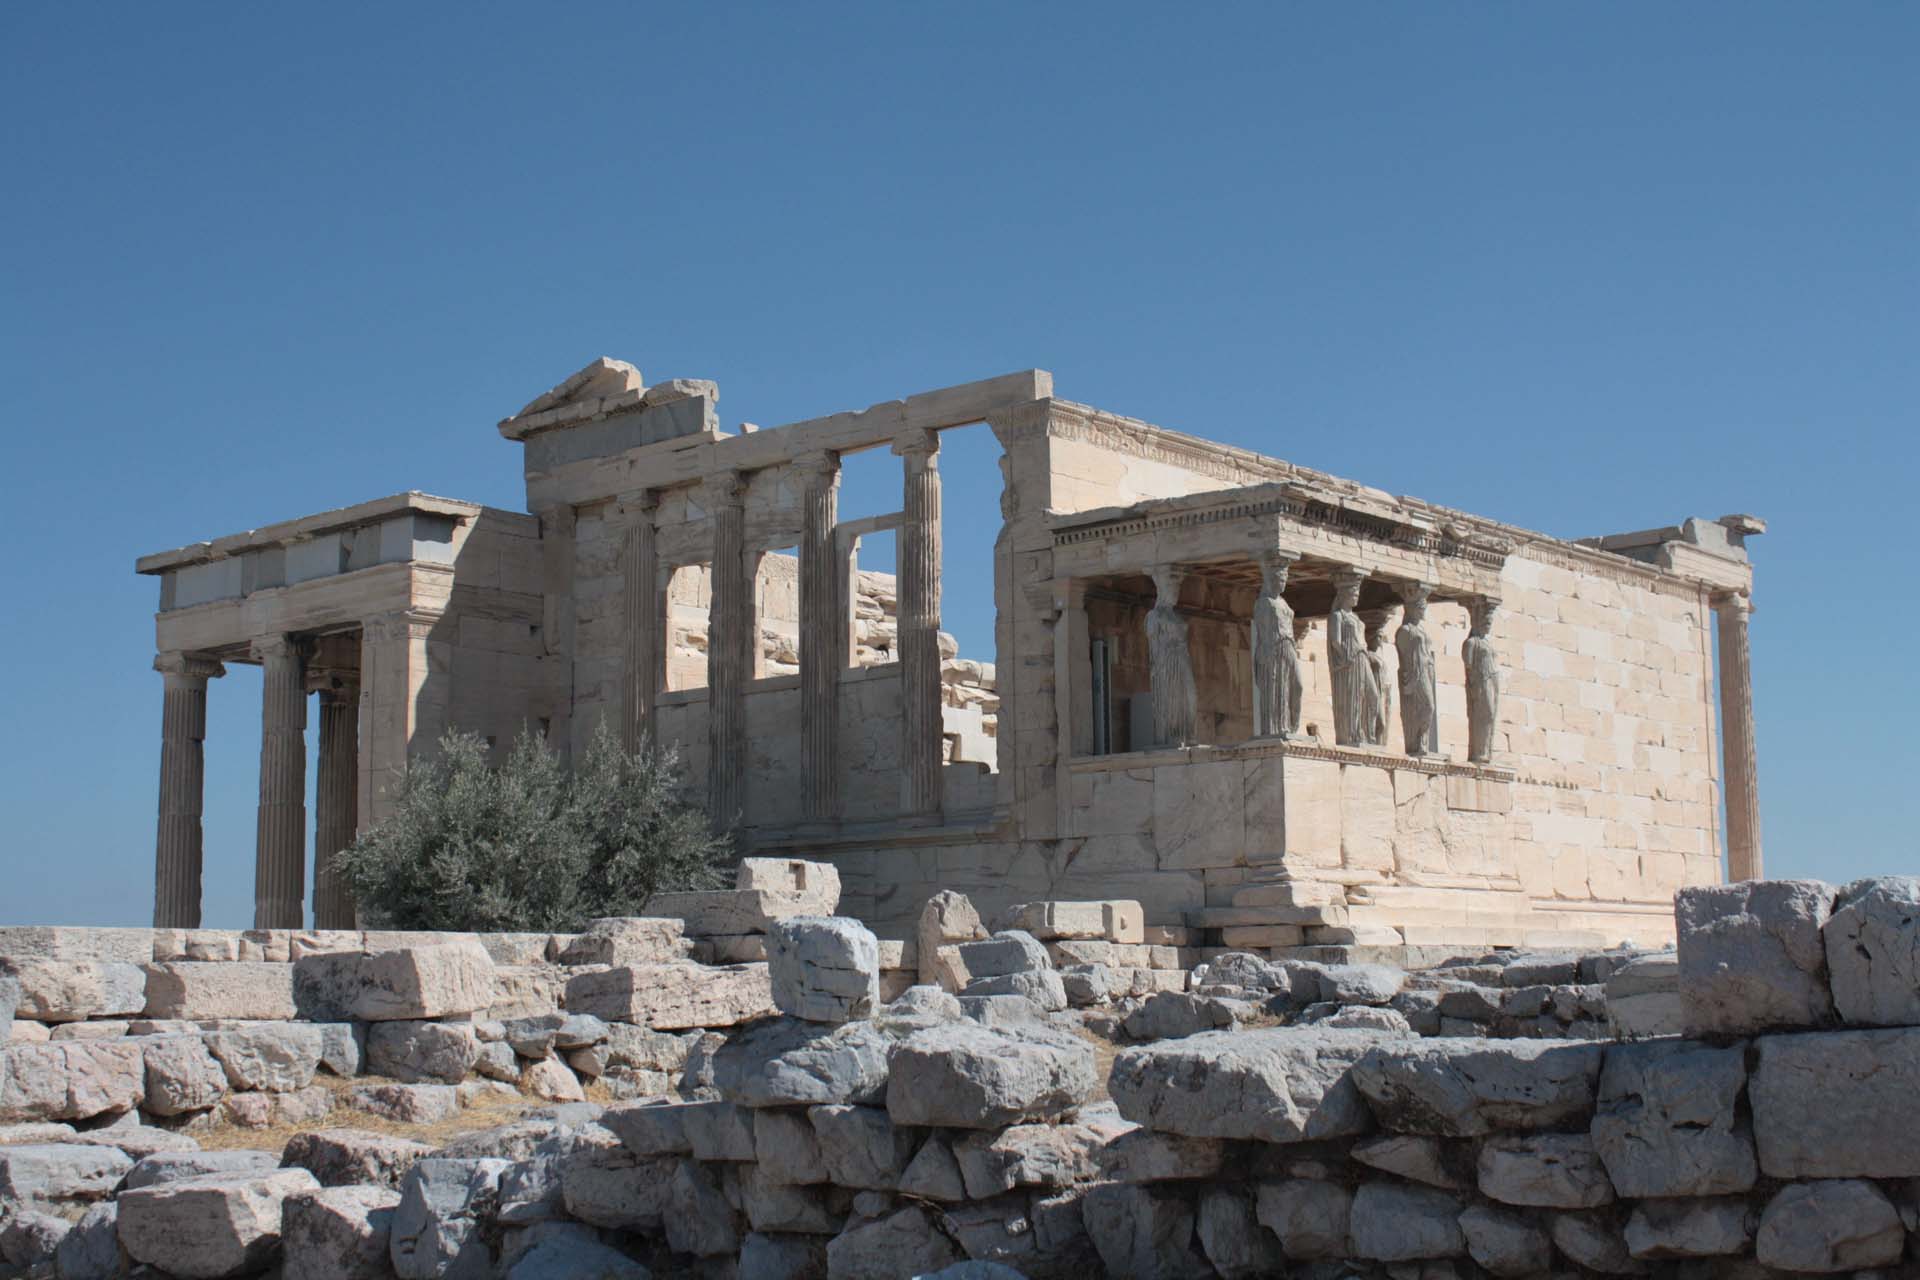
[1,872,1913,1279]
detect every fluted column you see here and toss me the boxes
[252,634,310,929]
[621,490,661,754]
[153,652,224,928]
[894,428,943,818]
[1714,590,1763,880]
[1147,565,1197,747]
[795,452,844,822]
[1251,549,1300,739]
[705,472,750,830]
[312,678,359,930]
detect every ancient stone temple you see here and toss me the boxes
[137,360,1764,950]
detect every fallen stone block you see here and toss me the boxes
[0,960,145,1023]
[143,962,296,1021]
[65,1123,199,1159]
[117,1167,320,1278]
[750,1106,829,1185]
[558,1145,675,1233]
[1098,1127,1226,1183]
[1001,899,1145,943]
[955,931,1049,978]
[203,1023,325,1093]
[1347,1182,1465,1260]
[390,1158,509,1279]
[566,1022,694,1079]
[1604,953,1683,1038]
[352,1084,460,1125]
[1592,1038,1755,1197]
[711,1016,891,1108]
[1624,1197,1754,1260]
[600,1100,693,1156]
[474,932,551,967]
[1676,879,1836,1035]
[1081,1182,1207,1277]
[557,917,688,967]
[282,1128,433,1189]
[503,1220,650,1278]
[0,974,16,1044]
[366,1020,479,1084]
[1823,875,1920,1027]
[681,1099,757,1161]
[1750,1025,1920,1177]
[124,1149,280,1190]
[646,888,827,937]
[1350,1134,1470,1190]
[737,857,841,913]
[1121,989,1240,1040]
[0,1142,131,1205]
[0,1041,145,1123]
[563,962,774,1028]
[0,1208,69,1269]
[826,1205,961,1280]
[1317,963,1404,1005]
[950,1118,1109,1198]
[898,1134,967,1202]
[917,889,988,987]
[1459,1204,1552,1276]
[140,1034,230,1116]
[769,917,880,1023]
[963,969,1067,1013]
[53,1201,122,1279]
[1755,1179,1904,1272]
[1112,1027,1384,1142]
[886,1022,1095,1128]
[522,1057,584,1102]
[1351,1037,1604,1136]
[0,926,151,964]
[1254,1177,1350,1259]
[809,1103,914,1190]
[1197,1184,1284,1278]
[1475,1132,1614,1208]
[351,942,496,1022]
[482,964,566,1021]
[282,1184,402,1280]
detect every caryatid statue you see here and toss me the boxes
[1251,549,1302,738]
[1464,597,1502,763]
[1328,570,1381,747]
[1147,564,1197,747]
[1363,608,1394,747]
[1396,582,1441,756]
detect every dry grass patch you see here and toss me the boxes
[192,1075,550,1153]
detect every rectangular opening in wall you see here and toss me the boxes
[834,444,902,523]
[665,562,712,691]
[848,528,897,666]
[754,544,800,678]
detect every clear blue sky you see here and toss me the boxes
[3,5,1914,927]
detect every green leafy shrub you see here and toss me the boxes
[333,721,730,932]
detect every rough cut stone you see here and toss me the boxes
[1098,1127,1226,1182]
[1475,1132,1613,1207]
[886,1022,1095,1128]
[1346,1183,1466,1260]
[1,1042,141,1122]
[1197,1185,1284,1279]
[1080,1182,1207,1278]
[140,1034,230,1116]
[1001,900,1144,943]
[0,926,151,964]
[646,889,825,937]
[390,1158,509,1279]
[681,1099,757,1161]
[143,963,297,1020]
[557,917,687,967]
[1624,1197,1754,1260]
[711,1016,890,1108]
[352,1084,460,1125]
[1351,1037,1604,1136]
[203,1023,325,1092]
[809,1103,914,1190]
[826,1205,961,1280]
[505,1222,651,1278]
[1823,876,1920,1027]
[1755,1179,1905,1272]
[955,932,1050,978]
[1349,1134,1470,1189]
[351,942,496,1021]
[1548,1211,1641,1275]
[918,890,987,987]
[117,1167,320,1279]
[1676,880,1836,1035]
[769,916,880,1023]
[1254,1178,1350,1258]
[0,1142,132,1204]
[898,1134,967,1202]
[0,1209,69,1269]
[1121,990,1240,1040]
[1750,1026,1920,1177]
[0,960,145,1023]
[1592,1038,1755,1197]
[1459,1203,1553,1276]
[1604,953,1684,1038]
[522,1058,584,1102]
[366,1021,479,1084]
[124,1150,280,1190]
[1111,1027,1385,1142]
[282,1129,433,1189]
[282,1185,403,1280]
[563,963,774,1028]
[736,857,841,913]
[1316,963,1404,1004]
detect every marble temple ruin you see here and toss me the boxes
[136,361,1765,951]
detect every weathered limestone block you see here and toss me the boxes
[117,1167,320,1279]
[645,889,826,937]
[680,1099,757,1161]
[0,960,145,1023]
[291,951,370,1022]
[917,890,988,987]
[1001,900,1145,943]
[9,1019,49,1042]
[144,963,297,1021]
[522,1058,584,1102]
[51,1201,120,1279]
[562,963,774,1029]
[0,974,14,1043]
[963,969,1068,1012]
[711,1016,890,1108]
[390,1158,510,1279]
[739,1230,830,1278]
[951,1117,1113,1198]
[506,1223,650,1278]
[1060,964,1111,1007]
[1475,1133,1613,1208]
[351,942,496,1022]
[736,857,841,912]
[0,1142,132,1204]
[1113,1027,1385,1143]
[898,1134,967,1201]
[1,1042,145,1122]
[769,917,880,1023]
[124,1151,281,1190]
[1591,1039,1755,1197]
[0,1209,70,1268]
[1750,1026,1920,1177]
[748,1107,829,1186]
[1197,1185,1285,1278]
[1347,1183,1466,1261]
[825,1205,962,1280]
[1604,953,1683,1038]
[600,1100,693,1157]
[557,917,687,967]
[1080,1183,1207,1278]
[1755,1179,1905,1272]
[482,965,566,1021]
[1676,880,1836,1035]
[1121,990,1241,1041]
[352,1084,460,1125]
[282,1129,433,1189]
[1624,1197,1754,1260]
[282,1185,402,1280]
[808,1103,914,1190]
[886,1022,1096,1128]
[1349,1134,1469,1189]
[1254,1178,1350,1258]
[1316,963,1404,1004]
[1548,1210,1640,1275]
[1823,876,1920,1027]
[1351,1037,1604,1136]
[955,931,1050,978]
[473,933,551,967]
[365,1022,479,1085]
[1459,1204,1553,1276]
[140,1035,230,1116]
[0,926,152,964]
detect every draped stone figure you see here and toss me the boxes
[1396,583,1441,756]
[1327,572,1380,746]
[1363,609,1394,746]
[1148,565,1197,747]
[1464,597,1502,763]
[1250,550,1301,738]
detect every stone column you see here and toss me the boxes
[1328,569,1378,747]
[1147,565,1197,747]
[1251,549,1300,739]
[1395,582,1440,756]
[705,472,750,830]
[894,428,944,818]
[153,652,223,928]
[620,490,661,755]
[1052,580,1088,835]
[795,452,843,822]
[252,634,310,929]
[1714,589,1763,880]
[1463,596,1502,764]
[312,678,359,930]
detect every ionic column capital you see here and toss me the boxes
[790,450,840,485]
[360,611,442,643]
[892,427,940,465]
[249,634,312,664]
[701,469,748,508]
[154,652,225,683]
[617,488,661,524]
[1712,589,1753,619]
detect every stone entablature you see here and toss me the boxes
[134,359,1764,955]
